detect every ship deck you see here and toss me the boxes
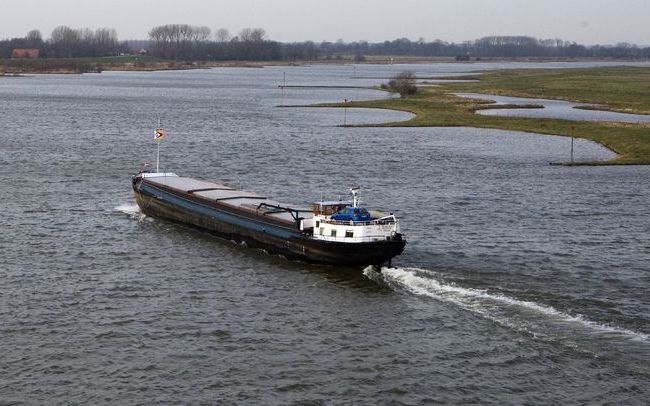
[142,174,313,225]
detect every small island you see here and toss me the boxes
[315,66,650,165]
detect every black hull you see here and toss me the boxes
[134,191,406,267]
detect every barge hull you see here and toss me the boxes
[135,191,405,267]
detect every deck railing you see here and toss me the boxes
[312,234,394,243]
[319,215,397,227]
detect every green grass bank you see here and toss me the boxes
[319,66,650,165]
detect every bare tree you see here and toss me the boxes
[79,28,95,55]
[239,28,265,43]
[250,28,266,42]
[238,28,253,42]
[94,28,118,56]
[149,24,212,59]
[215,28,231,42]
[25,30,43,48]
[50,26,81,57]
[191,26,211,43]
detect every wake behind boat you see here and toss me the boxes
[132,172,406,267]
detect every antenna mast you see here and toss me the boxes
[350,187,360,208]
[155,117,163,173]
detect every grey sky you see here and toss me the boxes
[2,0,649,45]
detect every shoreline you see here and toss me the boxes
[301,66,650,165]
[3,55,650,76]
[4,61,649,165]
[312,102,632,166]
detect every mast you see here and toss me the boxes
[350,187,360,208]
[157,117,161,173]
[155,117,164,173]
[156,140,160,173]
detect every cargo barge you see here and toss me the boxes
[132,172,406,266]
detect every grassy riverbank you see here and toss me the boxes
[5,55,646,76]
[451,67,650,115]
[0,55,461,74]
[319,66,650,165]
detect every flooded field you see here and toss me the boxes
[456,92,650,123]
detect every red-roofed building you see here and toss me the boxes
[12,49,40,59]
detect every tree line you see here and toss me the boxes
[2,26,650,60]
[0,27,119,58]
[319,36,650,59]
[147,25,284,60]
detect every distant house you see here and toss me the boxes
[12,48,40,59]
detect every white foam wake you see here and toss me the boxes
[114,203,144,220]
[365,266,649,343]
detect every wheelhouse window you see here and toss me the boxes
[315,220,320,228]
[331,229,337,237]
[345,230,354,238]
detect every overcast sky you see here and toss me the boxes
[2,0,649,45]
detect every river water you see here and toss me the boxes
[455,92,650,123]
[1,63,649,405]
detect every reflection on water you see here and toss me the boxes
[456,92,650,123]
[292,107,414,126]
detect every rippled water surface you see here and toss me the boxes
[1,63,649,405]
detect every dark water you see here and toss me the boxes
[1,63,649,405]
[456,92,650,123]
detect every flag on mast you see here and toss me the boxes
[154,128,165,140]
[153,126,165,173]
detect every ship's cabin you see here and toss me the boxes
[310,200,353,216]
[306,188,400,243]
